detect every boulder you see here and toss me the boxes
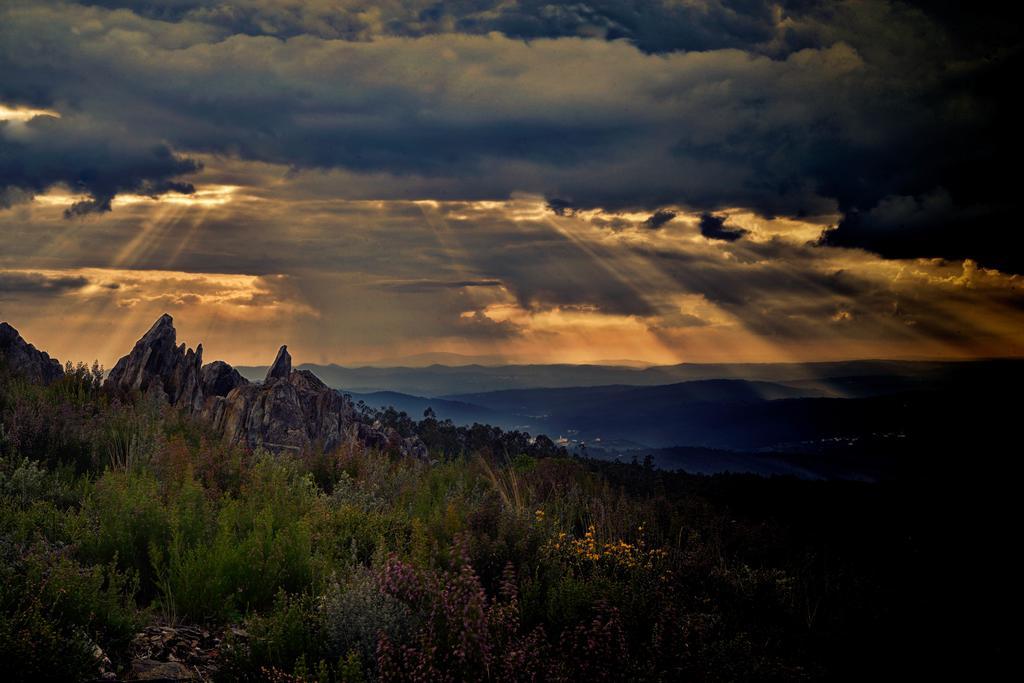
[0,321,63,384]
[205,364,359,454]
[200,360,248,397]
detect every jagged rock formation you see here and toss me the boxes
[267,345,292,380]
[0,321,63,384]
[105,314,205,412]
[199,345,362,453]
[107,314,426,459]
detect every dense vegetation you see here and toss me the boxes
[0,358,962,680]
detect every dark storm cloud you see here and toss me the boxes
[810,32,1024,272]
[71,1,782,51]
[699,213,748,242]
[0,272,89,298]
[1,1,1022,271]
[642,210,676,230]
[545,198,578,217]
[0,115,200,214]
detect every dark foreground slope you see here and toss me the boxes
[1,320,1017,680]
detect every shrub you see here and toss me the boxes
[0,371,95,471]
[376,541,549,682]
[92,396,164,472]
[154,454,320,623]
[320,568,414,674]
[78,469,168,597]
[219,589,325,682]
[0,538,140,682]
[52,361,104,408]
[1,457,53,506]
[0,361,926,680]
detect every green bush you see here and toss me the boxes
[154,455,320,622]
[0,538,140,682]
[78,469,168,597]
[219,590,325,681]
[92,397,164,472]
[319,569,414,672]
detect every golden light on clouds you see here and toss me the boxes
[1,0,1021,376]
[461,302,683,364]
[3,164,1023,368]
[0,104,60,122]
[31,185,244,209]
[0,267,319,366]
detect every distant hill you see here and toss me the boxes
[236,358,1021,397]
[237,362,655,395]
[344,379,875,451]
[443,380,850,449]
[344,379,826,436]
[236,359,1023,462]
[348,352,515,367]
[445,379,828,414]
[344,391,506,427]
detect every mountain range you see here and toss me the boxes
[235,358,999,397]
[258,359,1022,480]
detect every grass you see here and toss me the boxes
[0,359,934,681]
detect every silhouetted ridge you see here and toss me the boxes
[105,314,426,459]
[0,321,64,384]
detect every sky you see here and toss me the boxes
[1,1,1022,368]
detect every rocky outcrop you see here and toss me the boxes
[199,346,360,453]
[0,322,63,384]
[200,360,247,397]
[110,314,426,459]
[105,314,204,412]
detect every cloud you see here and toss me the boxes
[0,114,200,215]
[819,186,1022,273]
[380,279,504,293]
[0,271,89,298]
[643,210,676,230]
[1,1,1021,270]
[546,198,578,217]
[70,1,784,52]
[2,193,1023,364]
[2,1,1024,365]
[699,213,748,242]
[455,310,524,339]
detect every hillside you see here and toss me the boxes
[1,318,1016,680]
